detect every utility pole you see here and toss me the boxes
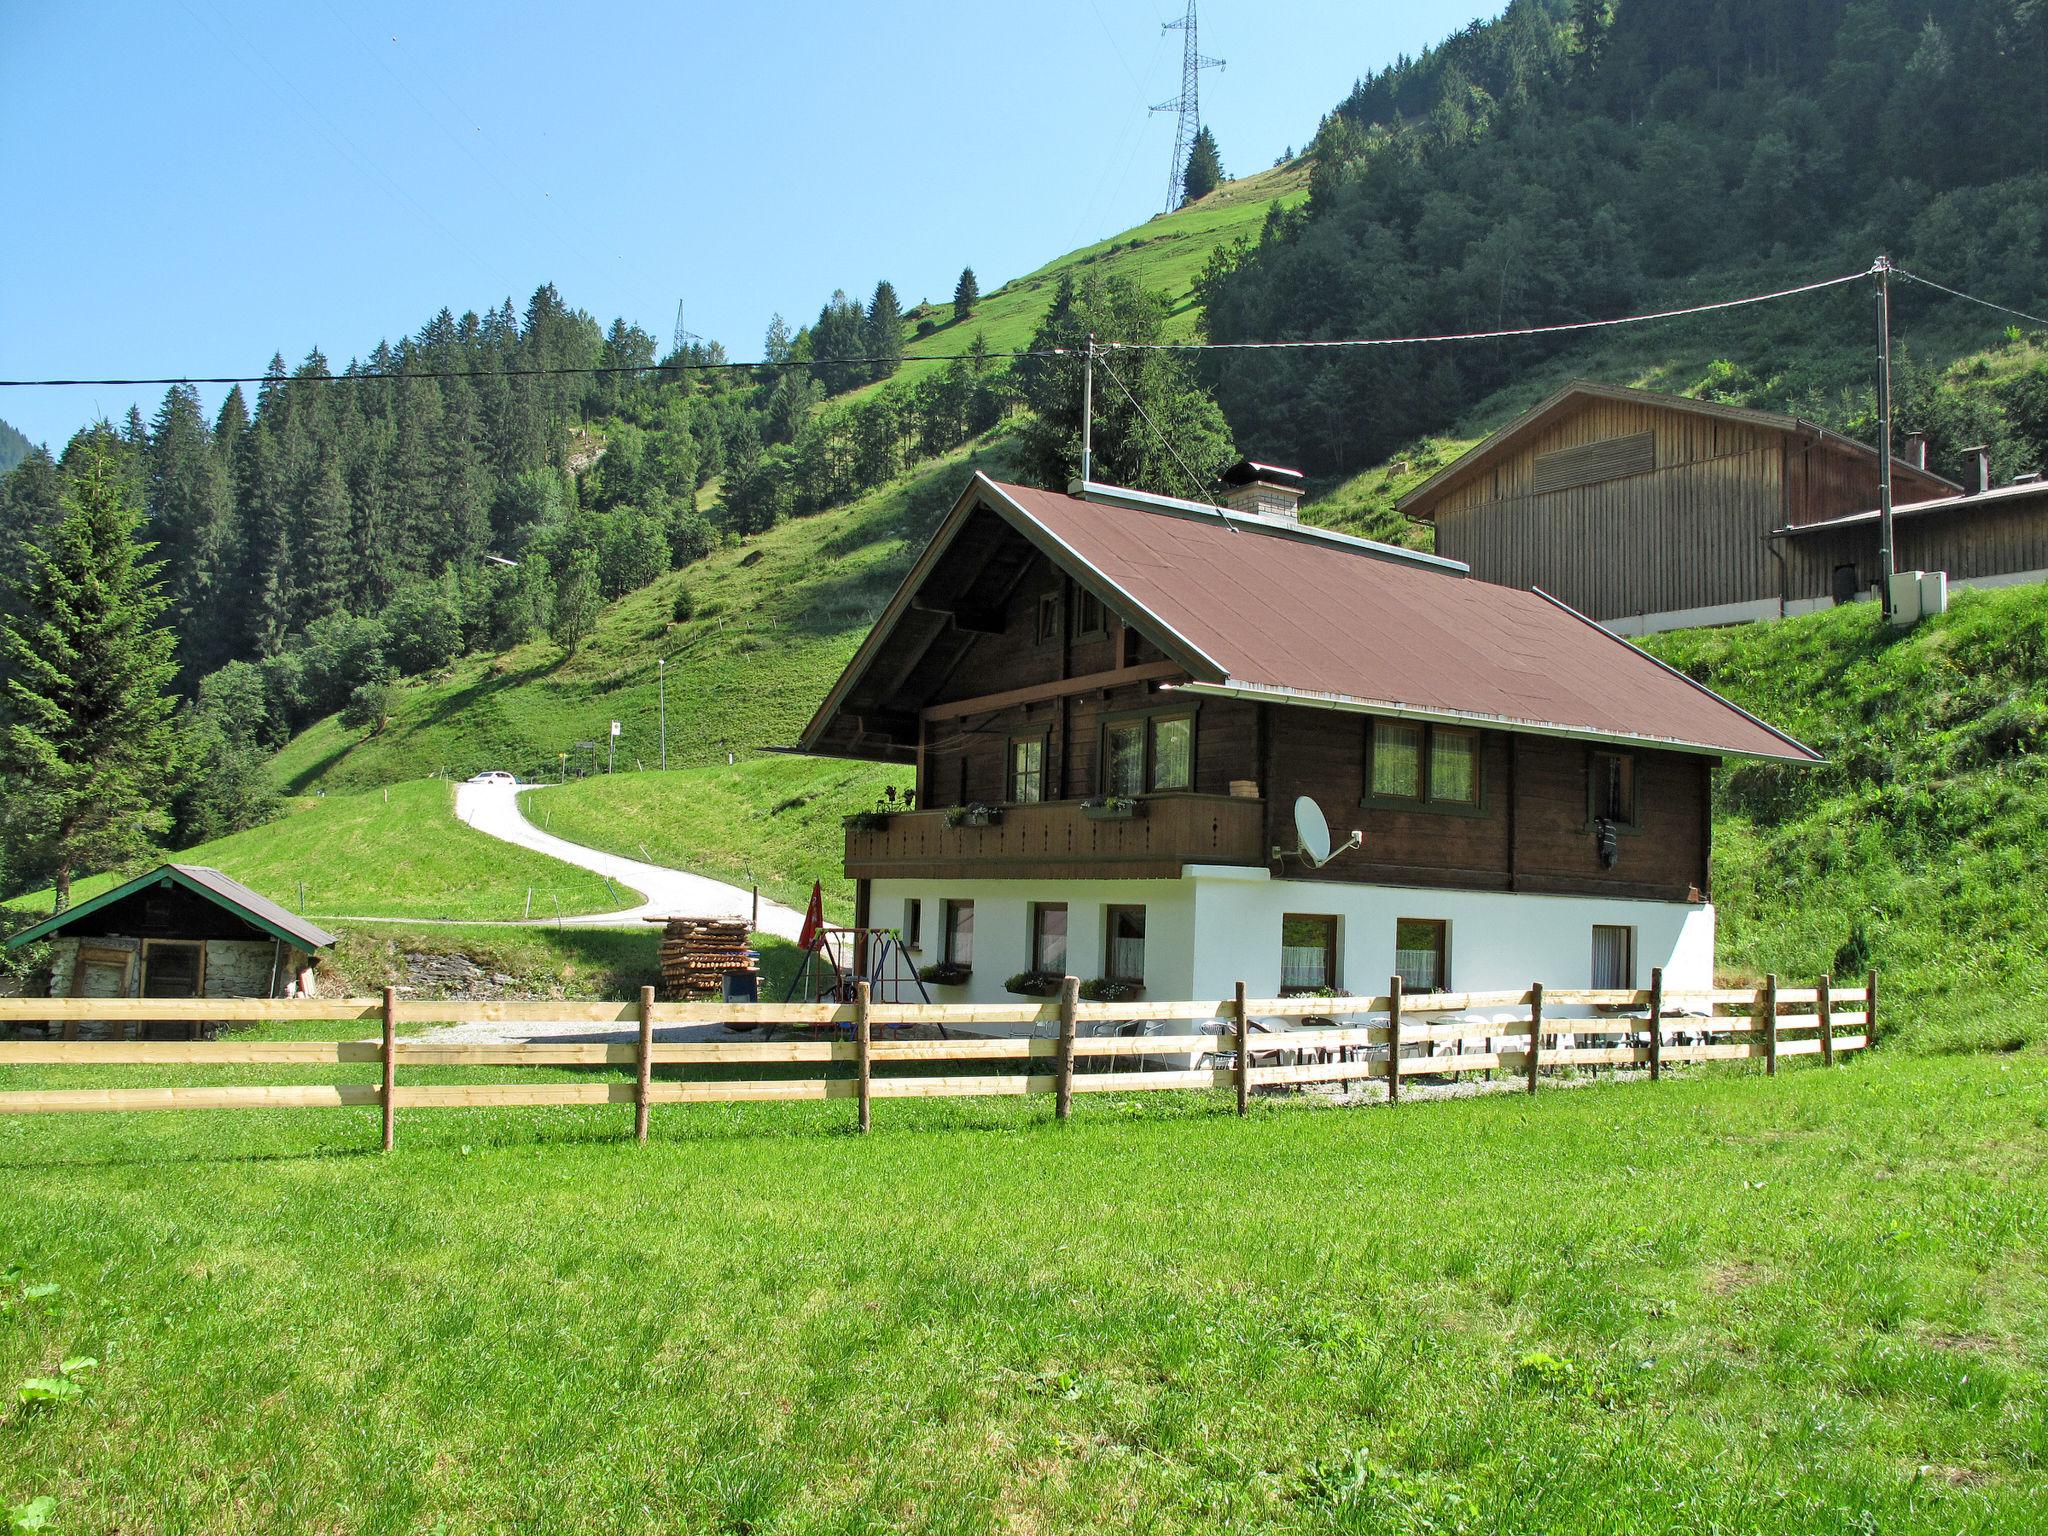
[1080,334,1096,486]
[658,658,667,771]
[1875,254,1896,618]
[1150,1,1224,211]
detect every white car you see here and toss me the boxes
[467,770,517,787]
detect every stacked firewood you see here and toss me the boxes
[654,916,756,1000]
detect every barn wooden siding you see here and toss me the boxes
[1430,398,1787,622]
[1783,488,2048,600]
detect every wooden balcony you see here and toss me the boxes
[844,794,1268,882]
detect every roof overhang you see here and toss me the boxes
[5,865,338,951]
[1772,480,2048,536]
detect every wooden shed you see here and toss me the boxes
[5,864,335,1039]
[1396,381,1959,633]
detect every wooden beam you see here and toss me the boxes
[1647,965,1664,1082]
[1056,976,1078,1121]
[909,595,1006,634]
[1386,973,1403,1104]
[1233,980,1250,1117]
[634,985,654,1143]
[855,981,872,1134]
[1525,982,1543,1094]
[920,660,1186,722]
[381,987,397,1152]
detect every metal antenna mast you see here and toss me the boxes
[1150,0,1224,212]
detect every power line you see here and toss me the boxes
[1094,352,1234,525]
[0,265,1872,388]
[1891,267,2048,332]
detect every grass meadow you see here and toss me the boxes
[1,1037,2043,1534]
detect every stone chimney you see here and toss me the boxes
[1218,459,1306,521]
[1903,431,1929,471]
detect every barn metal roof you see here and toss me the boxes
[800,472,1819,765]
[1775,477,2048,535]
[1395,379,1962,518]
[5,864,338,951]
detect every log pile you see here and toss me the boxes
[653,916,756,1000]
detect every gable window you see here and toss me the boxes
[1590,751,1637,826]
[1072,589,1106,638]
[1150,715,1192,790]
[1591,925,1634,990]
[1106,906,1146,984]
[1036,592,1059,644]
[1394,918,1448,993]
[943,900,974,967]
[1030,902,1068,973]
[1369,720,1480,808]
[1008,736,1046,803]
[1105,722,1145,797]
[903,898,923,952]
[1281,914,1339,994]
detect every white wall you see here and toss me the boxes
[870,869,1713,1017]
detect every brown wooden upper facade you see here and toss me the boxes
[804,475,1819,905]
[1396,381,1960,623]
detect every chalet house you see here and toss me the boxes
[799,470,1818,1008]
[6,864,334,1037]
[1396,380,1963,634]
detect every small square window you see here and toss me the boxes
[1371,721,1422,799]
[1009,737,1045,803]
[1106,906,1146,984]
[943,900,974,967]
[1590,751,1637,826]
[1591,925,1634,990]
[1281,913,1339,994]
[1031,902,1068,973]
[1394,918,1447,993]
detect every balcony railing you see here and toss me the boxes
[845,794,1267,882]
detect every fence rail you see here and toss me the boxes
[0,968,1875,1144]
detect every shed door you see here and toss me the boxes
[141,941,204,999]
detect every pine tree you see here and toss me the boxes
[146,385,233,686]
[1182,126,1224,202]
[953,267,980,323]
[864,280,904,383]
[297,458,353,624]
[0,434,180,909]
[549,548,599,654]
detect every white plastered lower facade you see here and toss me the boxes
[874,866,1715,1023]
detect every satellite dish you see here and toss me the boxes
[1275,795,1362,869]
[1293,796,1333,866]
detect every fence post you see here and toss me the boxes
[1055,976,1078,1121]
[634,985,655,1143]
[855,981,872,1134]
[1525,982,1543,1095]
[1817,970,1834,1068]
[1385,974,1403,1105]
[1762,973,1779,1076]
[1866,967,1879,1044]
[1234,981,1250,1117]
[1647,965,1664,1082]
[380,986,397,1152]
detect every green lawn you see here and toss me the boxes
[0,1045,2041,1532]
[525,758,908,921]
[5,781,622,926]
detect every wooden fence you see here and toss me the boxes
[0,968,1875,1147]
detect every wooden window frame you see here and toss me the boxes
[1035,592,1060,645]
[68,944,134,999]
[140,938,206,1000]
[903,898,923,953]
[1586,749,1639,830]
[1006,732,1048,804]
[1097,702,1200,798]
[942,899,974,968]
[1363,719,1488,817]
[1280,913,1340,996]
[1029,902,1068,974]
[1104,905,1146,984]
[1591,924,1635,991]
[1071,587,1108,640]
[1393,918,1449,993]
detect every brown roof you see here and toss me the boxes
[1396,379,1961,517]
[6,863,337,951]
[1778,477,2048,535]
[801,474,1818,764]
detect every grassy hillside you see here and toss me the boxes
[1,1043,2041,1530]
[5,781,622,925]
[1645,583,2048,1053]
[528,757,904,920]
[892,163,1307,371]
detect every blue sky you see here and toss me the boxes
[0,1,1496,449]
